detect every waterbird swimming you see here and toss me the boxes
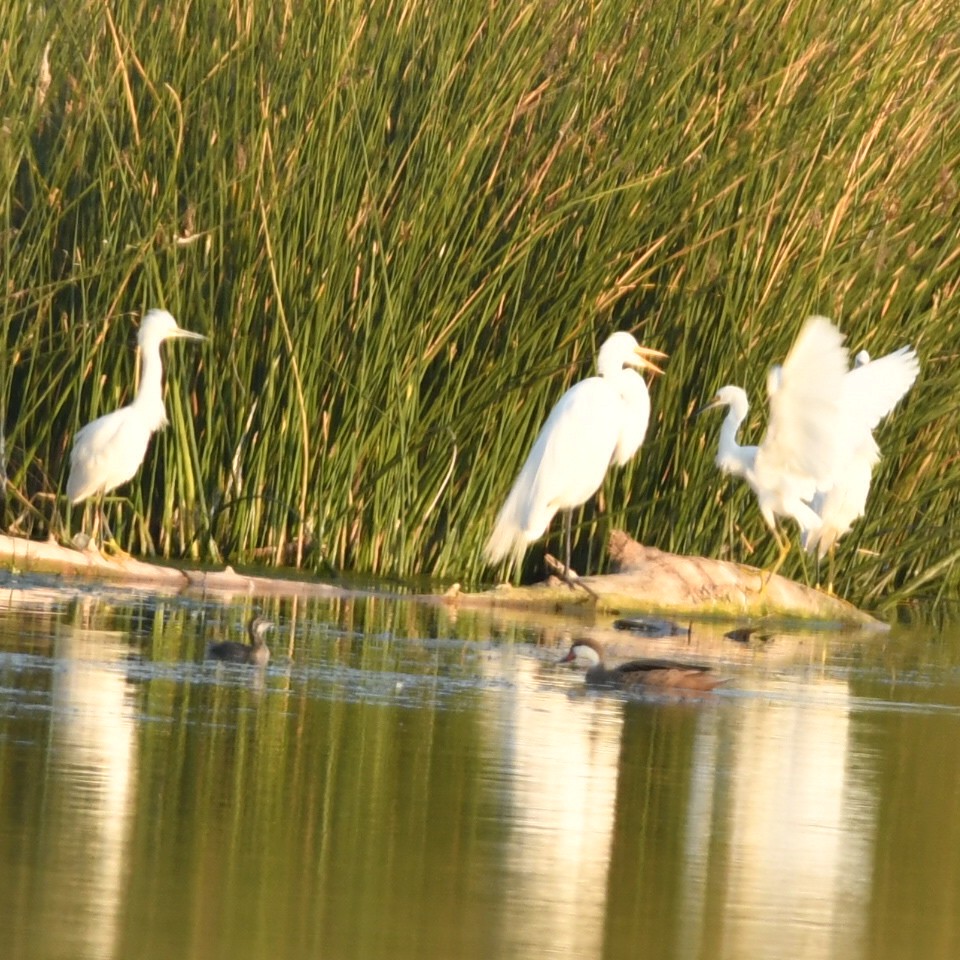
[208,616,273,666]
[560,638,725,691]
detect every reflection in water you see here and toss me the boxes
[605,678,878,960]
[36,621,138,960]
[3,585,960,960]
[488,655,623,959]
[721,680,874,960]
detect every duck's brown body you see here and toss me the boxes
[208,616,273,666]
[561,638,725,691]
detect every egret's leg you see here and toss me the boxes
[89,493,106,547]
[95,496,131,558]
[99,505,117,549]
[825,546,837,596]
[92,497,107,548]
[552,512,598,599]
[761,528,792,590]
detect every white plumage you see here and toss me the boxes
[802,345,920,557]
[703,316,850,544]
[484,331,665,575]
[67,309,205,508]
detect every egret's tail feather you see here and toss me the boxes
[484,480,547,569]
[483,521,527,569]
[484,494,534,568]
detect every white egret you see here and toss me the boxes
[484,331,665,583]
[67,308,206,546]
[701,316,850,577]
[802,344,920,562]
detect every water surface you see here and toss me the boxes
[0,576,957,960]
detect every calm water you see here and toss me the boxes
[0,575,958,960]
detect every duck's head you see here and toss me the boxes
[248,616,275,645]
[559,639,603,666]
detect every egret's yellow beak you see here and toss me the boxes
[632,345,667,375]
[172,329,207,342]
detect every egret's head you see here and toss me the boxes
[698,385,749,418]
[854,349,871,368]
[597,331,667,377]
[138,308,206,346]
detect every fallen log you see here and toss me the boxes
[0,530,884,628]
[448,530,885,629]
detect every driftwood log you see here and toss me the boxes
[458,530,884,628]
[0,530,883,628]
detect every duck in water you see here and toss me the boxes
[208,616,273,666]
[560,638,725,692]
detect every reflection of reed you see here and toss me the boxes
[38,622,138,960]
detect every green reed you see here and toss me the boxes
[1,0,958,606]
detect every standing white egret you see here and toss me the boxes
[802,344,920,565]
[67,308,206,547]
[484,331,666,583]
[701,316,850,577]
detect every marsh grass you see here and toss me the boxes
[1,0,958,605]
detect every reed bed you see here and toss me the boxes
[1,0,958,605]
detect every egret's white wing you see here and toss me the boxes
[522,378,622,530]
[611,369,652,465]
[841,346,919,433]
[67,407,152,502]
[801,345,919,556]
[756,316,848,492]
[483,378,621,564]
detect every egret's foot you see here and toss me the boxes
[566,573,599,600]
[544,554,599,600]
[100,538,133,562]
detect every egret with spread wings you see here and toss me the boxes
[701,316,849,576]
[801,344,920,582]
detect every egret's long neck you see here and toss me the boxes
[132,337,169,433]
[716,402,755,479]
